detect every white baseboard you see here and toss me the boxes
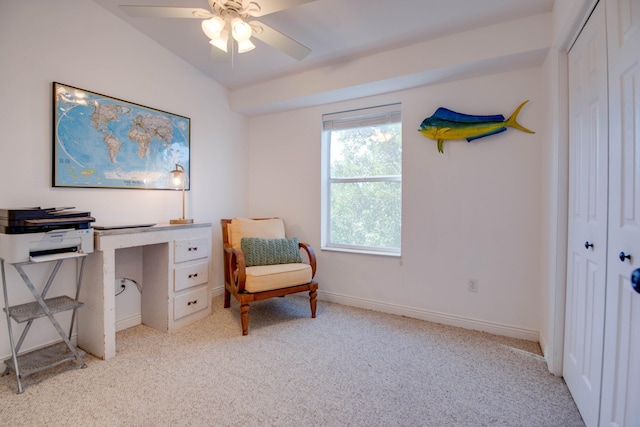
[209,285,539,342]
[539,330,549,359]
[115,314,142,332]
[318,290,540,342]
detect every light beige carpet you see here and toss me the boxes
[0,295,584,426]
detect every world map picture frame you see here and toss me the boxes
[52,82,190,190]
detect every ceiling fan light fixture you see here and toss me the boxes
[209,30,229,52]
[231,17,252,42]
[237,38,256,53]
[201,15,225,40]
[121,0,314,62]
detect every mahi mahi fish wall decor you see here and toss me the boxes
[418,100,535,153]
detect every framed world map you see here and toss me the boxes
[52,82,190,190]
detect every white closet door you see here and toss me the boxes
[600,0,640,425]
[564,2,609,426]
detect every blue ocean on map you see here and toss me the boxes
[54,85,190,189]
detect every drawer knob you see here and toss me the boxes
[187,300,198,306]
[188,247,198,252]
[188,273,199,279]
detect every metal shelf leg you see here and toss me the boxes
[1,259,23,393]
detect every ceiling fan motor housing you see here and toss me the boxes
[210,0,261,17]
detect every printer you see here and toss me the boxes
[0,207,95,263]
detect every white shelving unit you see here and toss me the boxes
[1,255,88,393]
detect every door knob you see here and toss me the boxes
[632,269,640,294]
[619,251,632,262]
[585,241,594,249]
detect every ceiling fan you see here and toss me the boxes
[120,0,315,61]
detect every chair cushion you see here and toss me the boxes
[244,263,313,293]
[241,237,303,267]
[229,218,285,250]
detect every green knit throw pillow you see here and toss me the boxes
[241,237,302,267]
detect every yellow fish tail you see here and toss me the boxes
[506,100,535,134]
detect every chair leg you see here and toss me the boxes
[223,287,231,308]
[240,303,250,335]
[309,289,317,318]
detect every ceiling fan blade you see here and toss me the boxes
[119,6,212,19]
[251,21,310,60]
[248,0,316,17]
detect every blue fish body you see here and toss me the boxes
[418,101,534,153]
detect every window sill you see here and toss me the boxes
[321,246,401,257]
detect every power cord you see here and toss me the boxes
[115,278,142,296]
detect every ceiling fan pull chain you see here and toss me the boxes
[232,41,235,68]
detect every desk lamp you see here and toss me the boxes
[169,164,193,224]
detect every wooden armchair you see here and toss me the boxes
[221,218,318,335]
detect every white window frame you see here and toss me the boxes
[321,103,402,256]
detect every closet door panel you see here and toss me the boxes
[601,275,640,427]
[564,2,609,426]
[601,0,640,425]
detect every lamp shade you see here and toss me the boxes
[209,29,229,52]
[201,16,225,39]
[168,164,193,224]
[169,166,189,189]
[231,18,252,41]
[237,38,255,53]
[202,15,255,56]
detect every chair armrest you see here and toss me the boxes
[223,243,247,292]
[299,242,317,278]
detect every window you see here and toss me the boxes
[321,104,402,255]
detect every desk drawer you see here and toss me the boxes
[174,286,209,320]
[174,261,209,292]
[174,237,210,263]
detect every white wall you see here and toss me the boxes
[0,0,248,359]
[248,67,544,340]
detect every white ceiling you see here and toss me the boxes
[93,0,554,90]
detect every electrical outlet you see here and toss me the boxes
[468,279,478,292]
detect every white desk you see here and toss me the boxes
[78,223,212,360]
